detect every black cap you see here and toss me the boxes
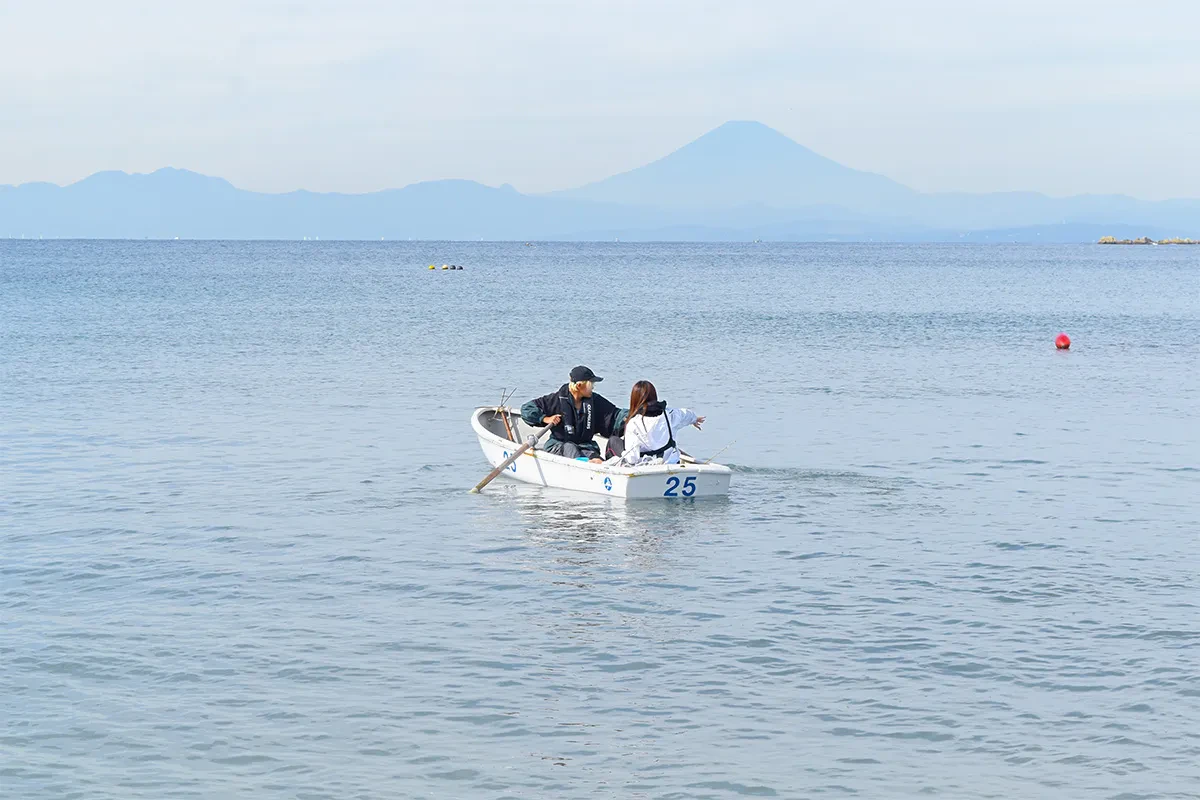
[569,365,602,384]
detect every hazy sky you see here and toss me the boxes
[2,0,1199,198]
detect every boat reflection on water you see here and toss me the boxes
[472,482,735,647]
[487,481,733,570]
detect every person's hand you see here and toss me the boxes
[543,414,562,427]
[693,416,706,430]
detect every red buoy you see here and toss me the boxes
[1055,333,1071,350]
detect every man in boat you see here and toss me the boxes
[521,366,626,463]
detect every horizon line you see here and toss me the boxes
[6,166,1197,204]
[0,236,1151,245]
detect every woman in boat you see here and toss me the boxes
[614,380,705,466]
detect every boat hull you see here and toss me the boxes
[471,407,731,499]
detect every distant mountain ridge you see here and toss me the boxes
[2,122,1198,241]
[0,168,660,240]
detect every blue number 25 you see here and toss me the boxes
[664,476,696,497]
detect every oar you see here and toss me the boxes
[469,425,553,494]
[701,440,736,466]
[499,411,516,443]
[494,393,517,442]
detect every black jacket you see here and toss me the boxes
[521,385,625,447]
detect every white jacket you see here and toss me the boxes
[617,407,698,466]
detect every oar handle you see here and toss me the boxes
[469,425,553,493]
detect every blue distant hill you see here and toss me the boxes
[0,168,661,240]
[2,122,1198,241]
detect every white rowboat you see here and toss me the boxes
[471,407,732,499]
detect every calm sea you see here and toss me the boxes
[2,241,1198,799]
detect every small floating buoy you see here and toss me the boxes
[1055,333,1071,350]
[455,265,463,270]
[441,264,449,270]
[428,264,435,270]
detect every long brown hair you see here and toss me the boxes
[628,380,659,422]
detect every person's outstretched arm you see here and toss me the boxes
[668,407,700,430]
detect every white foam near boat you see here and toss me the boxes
[471,406,732,499]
